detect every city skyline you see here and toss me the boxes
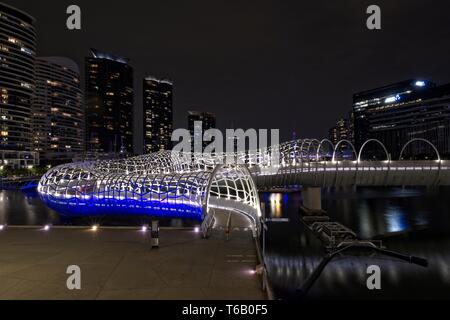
[3,0,450,149]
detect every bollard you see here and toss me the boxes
[151,220,159,248]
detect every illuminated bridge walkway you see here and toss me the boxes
[252,138,450,189]
[38,138,450,235]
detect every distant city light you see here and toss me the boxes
[385,94,401,103]
[194,227,200,233]
[141,225,148,232]
[415,80,426,87]
[43,225,50,231]
[0,225,5,230]
[92,225,99,231]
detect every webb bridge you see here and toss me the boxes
[38,138,450,236]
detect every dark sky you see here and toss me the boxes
[5,0,450,153]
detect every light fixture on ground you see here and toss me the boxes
[194,226,200,233]
[91,224,99,231]
[141,225,148,232]
[0,225,5,230]
[43,225,50,231]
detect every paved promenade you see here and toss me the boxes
[0,212,265,300]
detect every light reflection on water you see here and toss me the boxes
[385,206,408,233]
[260,187,450,299]
[269,193,283,218]
[0,190,195,228]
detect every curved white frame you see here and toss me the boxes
[332,139,358,162]
[399,138,441,161]
[357,139,390,162]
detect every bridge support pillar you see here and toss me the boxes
[302,187,322,211]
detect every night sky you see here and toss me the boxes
[4,0,450,153]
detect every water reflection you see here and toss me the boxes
[269,193,283,218]
[260,187,450,299]
[385,206,408,233]
[0,190,196,227]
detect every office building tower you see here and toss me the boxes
[85,49,133,155]
[188,111,216,152]
[143,76,173,153]
[353,79,450,159]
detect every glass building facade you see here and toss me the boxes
[143,76,173,153]
[188,111,216,152]
[353,79,450,159]
[33,57,84,164]
[85,49,134,155]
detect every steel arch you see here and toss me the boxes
[332,139,358,162]
[399,138,441,161]
[357,139,390,162]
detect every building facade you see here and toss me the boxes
[0,3,38,168]
[353,79,450,159]
[143,76,173,153]
[329,118,351,145]
[85,49,134,155]
[188,111,216,152]
[33,57,84,164]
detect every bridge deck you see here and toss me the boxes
[0,219,264,300]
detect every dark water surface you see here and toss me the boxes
[260,187,450,299]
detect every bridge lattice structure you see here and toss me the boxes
[38,138,450,236]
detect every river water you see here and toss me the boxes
[1,187,449,299]
[261,187,450,299]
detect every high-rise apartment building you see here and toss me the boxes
[85,49,134,155]
[143,76,173,153]
[33,57,83,164]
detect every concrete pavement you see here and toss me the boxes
[0,212,265,300]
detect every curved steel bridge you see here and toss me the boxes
[38,138,450,235]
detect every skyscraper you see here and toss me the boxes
[0,3,37,168]
[33,57,84,164]
[329,118,350,145]
[143,76,173,153]
[353,79,450,159]
[85,49,134,155]
[188,111,216,152]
